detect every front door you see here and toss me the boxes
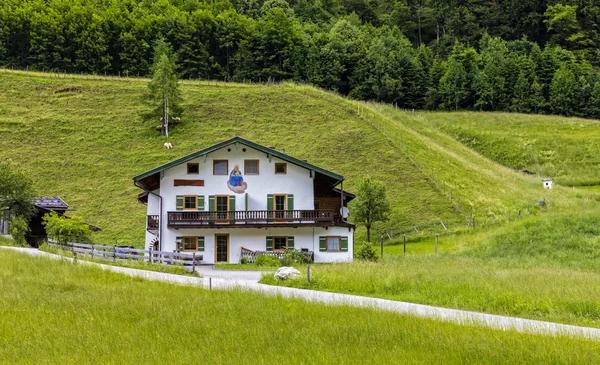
[215,234,229,263]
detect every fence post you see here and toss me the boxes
[403,234,406,256]
[307,263,311,284]
[380,236,384,257]
[435,234,438,255]
[113,244,116,262]
[73,250,77,263]
[91,243,94,259]
[192,252,196,274]
[149,247,153,264]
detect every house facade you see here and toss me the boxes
[133,137,355,264]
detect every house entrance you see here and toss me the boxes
[215,234,229,263]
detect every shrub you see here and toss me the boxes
[240,256,250,264]
[356,242,377,262]
[9,215,29,247]
[42,212,92,244]
[255,254,279,267]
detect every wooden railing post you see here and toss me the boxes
[149,247,153,264]
[113,245,116,261]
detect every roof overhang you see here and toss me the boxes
[133,136,345,191]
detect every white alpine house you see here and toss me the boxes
[133,137,355,264]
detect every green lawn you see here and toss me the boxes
[263,212,600,328]
[1,249,599,364]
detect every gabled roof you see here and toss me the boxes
[133,136,345,191]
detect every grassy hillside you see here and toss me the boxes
[410,111,600,187]
[0,70,460,243]
[2,249,599,364]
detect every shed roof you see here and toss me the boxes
[133,136,345,191]
[34,196,68,210]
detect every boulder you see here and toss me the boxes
[274,267,301,281]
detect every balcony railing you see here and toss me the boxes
[167,210,334,228]
[147,215,159,230]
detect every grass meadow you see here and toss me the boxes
[2,249,600,364]
[263,212,600,327]
[0,70,462,244]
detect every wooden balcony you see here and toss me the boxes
[147,215,159,231]
[167,210,334,229]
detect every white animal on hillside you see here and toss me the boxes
[163,142,173,149]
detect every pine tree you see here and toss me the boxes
[147,39,182,137]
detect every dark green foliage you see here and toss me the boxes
[255,254,280,267]
[356,242,377,261]
[352,177,391,243]
[0,163,36,221]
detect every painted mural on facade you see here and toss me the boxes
[227,164,247,194]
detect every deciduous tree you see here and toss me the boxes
[352,177,390,243]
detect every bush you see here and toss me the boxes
[240,256,250,264]
[356,242,377,262]
[9,215,30,247]
[255,254,279,267]
[42,212,92,244]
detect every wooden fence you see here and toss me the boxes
[47,240,203,273]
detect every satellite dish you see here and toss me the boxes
[340,206,350,219]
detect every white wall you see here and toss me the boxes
[160,144,314,212]
[160,226,354,264]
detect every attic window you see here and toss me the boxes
[275,163,287,174]
[187,163,199,174]
[213,160,228,175]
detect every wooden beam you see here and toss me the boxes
[174,180,205,187]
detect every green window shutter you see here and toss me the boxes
[229,195,236,211]
[197,237,205,251]
[176,236,183,252]
[319,236,327,252]
[197,196,205,211]
[287,236,294,249]
[287,194,294,211]
[267,194,274,219]
[341,237,348,252]
[266,236,273,251]
[208,195,215,212]
[176,196,183,210]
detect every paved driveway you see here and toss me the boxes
[196,265,266,281]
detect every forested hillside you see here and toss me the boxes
[2,0,600,118]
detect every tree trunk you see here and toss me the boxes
[366,224,371,242]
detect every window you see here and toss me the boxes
[184,195,197,210]
[245,160,259,175]
[275,195,287,211]
[275,163,287,174]
[187,163,199,174]
[327,237,340,251]
[273,237,288,250]
[213,160,228,175]
[182,237,197,251]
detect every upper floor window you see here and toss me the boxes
[184,195,198,210]
[245,160,259,175]
[187,163,199,174]
[275,162,287,174]
[213,160,228,175]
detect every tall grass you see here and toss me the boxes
[262,213,600,327]
[1,249,599,364]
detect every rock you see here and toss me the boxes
[274,267,301,281]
